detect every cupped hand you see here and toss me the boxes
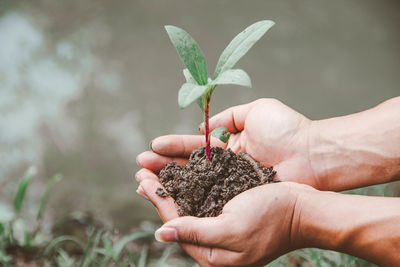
[137,98,318,188]
[137,169,311,267]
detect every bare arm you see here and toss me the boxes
[310,96,400,191]
[294,188,400,266]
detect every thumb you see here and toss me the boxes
[154,216,231,248]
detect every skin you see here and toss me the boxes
[136,97,400,266]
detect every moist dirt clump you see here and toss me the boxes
[157,146,278,217]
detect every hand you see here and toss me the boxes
[137,174,310,267]
[137,98,318,188]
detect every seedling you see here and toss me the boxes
[165,20,275,160]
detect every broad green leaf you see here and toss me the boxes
[178,83,208,108]
[14,167,36,212]
[213,20,275,79]
[210,69,252,87]
[183,68,195,84]
[165,25,208,85]
[37,174,63,220]
[211,127,231,143]
[183,69,205,112]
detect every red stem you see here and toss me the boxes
[204,95,211,160]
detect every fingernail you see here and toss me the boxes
[134,172,141,182]
[136,155,141,166]
[135,169,144,182]
[155,227,178,242]
[149,140,153,151]
[136,185,149,200]
[150,138,161,152]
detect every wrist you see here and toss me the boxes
[291,188,346,251]
[308,98,400,191]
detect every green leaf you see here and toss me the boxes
[183,68,195,84]
[0,223,4,235]
[211,127,231,143]
[44,235,85,256]
[178,83,208,108]
[137,245,148,267]
[37,174,63,220]
[165,25,208,85]
[213,20,275,79]
[211,69,252,87]
[79,228,95,267]
[183,69,205,113]
[196,96,204,113]
[14,167,36,212]
[111,232,152,260]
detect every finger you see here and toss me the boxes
[136,151,188,173]
[139,179,178,222]
[135,168,159,183]
[199,101,256,134]
[150,135,225,157]
[154,215,236,249]
[181,245,245,267]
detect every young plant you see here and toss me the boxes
[165,20,275,160]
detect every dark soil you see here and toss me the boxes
[157,146,277,217]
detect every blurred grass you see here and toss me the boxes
[2,167,396,266]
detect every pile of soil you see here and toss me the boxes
[157,146,278,217]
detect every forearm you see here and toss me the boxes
[309,96,400,191]
[293,189,400,266]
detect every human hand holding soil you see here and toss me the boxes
[136,97,400,266]
[137,98,317,187]
[138,97,400,191]
[137,175,309,266]
[137,169,400,267]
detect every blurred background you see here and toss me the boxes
[0,0,399,265]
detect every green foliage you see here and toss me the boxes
[111,232,153,261]
[37,174,63,220]
[210,127,230,143]
[165,25,208,85]
[14,167,36,212]
[178,83,208,108]
[210,69,251,87]
[213,20,275,79]
[166,20,274,111]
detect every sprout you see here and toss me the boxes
[165,20,275,160]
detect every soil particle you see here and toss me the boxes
[155,187,169,197]
[158,146,277,217]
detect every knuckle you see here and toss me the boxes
[187,230,200,245]
[256,97,280,106]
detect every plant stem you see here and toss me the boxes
[204,94,211,160]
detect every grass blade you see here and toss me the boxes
[111,232,152,261]
[79,228,95,267]
[44,236,85,256]
[37,174,63,220]
[14,167,36,212]
[137,245,148,267]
